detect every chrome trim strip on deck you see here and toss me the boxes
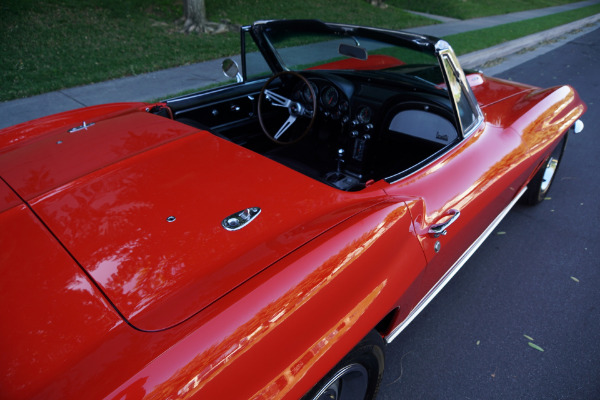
[385,186,527,344]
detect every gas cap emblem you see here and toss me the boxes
[222,207,261,231]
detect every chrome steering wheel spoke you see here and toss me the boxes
[264,89,292,108]
[274,115,298,140]
[258,71,317,145]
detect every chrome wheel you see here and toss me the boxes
[312,364,369,400]
[540,155,559,193]
[522,134,567,205]
[304,331,385,400]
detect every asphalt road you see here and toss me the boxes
[378,27,600,399]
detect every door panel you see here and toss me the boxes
[386,122,531,297]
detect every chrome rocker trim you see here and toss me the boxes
[385,186,528,343]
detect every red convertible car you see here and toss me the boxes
[0,20,586,400]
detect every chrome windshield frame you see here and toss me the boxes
[435,40,483,139]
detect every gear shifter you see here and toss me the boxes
[336,148,345,176]
[325,147,360,190]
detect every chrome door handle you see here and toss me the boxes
[429,209,460,237]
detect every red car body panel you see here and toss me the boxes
[1,197,425,399]
[387,122,526,292]
[0,178,21,212]
[467,73,535,107]
[1,203,124,399]
[0,21,587,400]
[0,108,195,200]
[1,107,395,331]
[0,102,147,151]
[103,201,426,400]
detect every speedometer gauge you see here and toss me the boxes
[320,86,339,108]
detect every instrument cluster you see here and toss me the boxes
[293,79,351,122]
[293,78,376,129]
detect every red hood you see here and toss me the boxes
[467,73,536,107]
[0,108,385,331]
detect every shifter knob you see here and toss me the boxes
[336,148,345,174]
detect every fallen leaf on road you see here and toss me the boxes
[528,342,544,352]
[523,334,534,341]
[496,231,506,235]
[571,276,580,282]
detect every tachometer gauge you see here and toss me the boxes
[302,82,318,103]
[357,106,372,124]
[320,86,339,108]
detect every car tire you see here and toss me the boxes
[522,134,568,205]
[303,330,385,400]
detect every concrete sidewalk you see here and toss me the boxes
[1,0,599,129]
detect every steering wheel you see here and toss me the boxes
[258,71,317,145]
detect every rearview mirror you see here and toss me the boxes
[338,43,368,61]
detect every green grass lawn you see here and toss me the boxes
[389,0,582,20]
[0,0,431,102]
[0,0,597,102]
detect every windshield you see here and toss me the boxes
[262,26,444,87]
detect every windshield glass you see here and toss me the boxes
[263,27,445,87]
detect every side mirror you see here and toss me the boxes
[222,59,243,83]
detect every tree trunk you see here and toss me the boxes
[183,0,207,33]
[367,0,387,8]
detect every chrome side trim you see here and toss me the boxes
[167,78,269,106]
[385,186,527,344]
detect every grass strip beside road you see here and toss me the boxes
[445,3,600,55]
[389,0,583,20]
[206,0,433,31]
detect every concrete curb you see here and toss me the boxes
[459,13,600,69]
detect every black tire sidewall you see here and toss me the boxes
[303,330,385,400]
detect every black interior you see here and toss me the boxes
[164,70,459,191]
